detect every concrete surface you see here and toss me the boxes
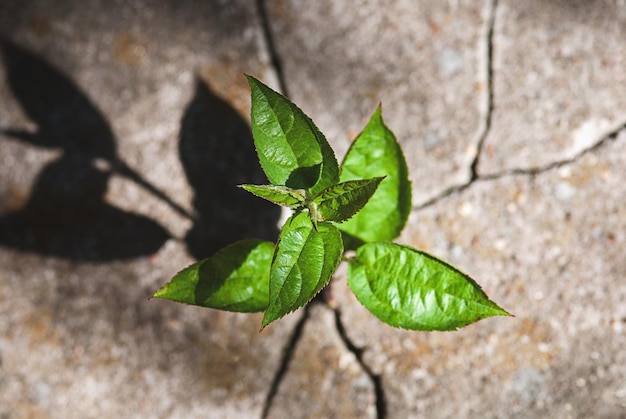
[0,0,625,418]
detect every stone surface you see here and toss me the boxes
[0,247,302,418]
[480,0,626,175]
[265,304,375,419]
[0,1,291,418]
[1,0,625,418]
[336,130,626,417]
[264,0,491,204]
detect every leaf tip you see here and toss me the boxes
[374,103,384,119]
[245,74,262,90]
[498,307,515,318]
[486,298,514,318]
[151,286,167,300]
[260,314,274,331]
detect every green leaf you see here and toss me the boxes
[246,75,339,195]
[239,184,306,209]
[338,106,411,249]
[347,243,511,331]
[313,177,385,223]
[262,212,343,328]
[153,240,274,312]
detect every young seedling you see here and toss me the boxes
[154,76,510,331]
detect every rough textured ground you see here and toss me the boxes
[1,1,625,418]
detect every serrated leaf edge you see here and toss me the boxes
[261,219,342,330]
[348,243,511,331]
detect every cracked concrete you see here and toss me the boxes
[263,304,376,419]
[1,0,625,418]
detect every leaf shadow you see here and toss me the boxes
[179,77,281,260]
[0,39,170,260]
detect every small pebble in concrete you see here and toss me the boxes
[438,47,464,78]
[554,181,576,201]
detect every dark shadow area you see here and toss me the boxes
[0,39,280,262]
[0,39,116,157]
[0,156,169,260]
[180,78,280,259]
[285,164,322,190]
[0,39,169,260]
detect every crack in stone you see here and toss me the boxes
[417,117,626,210]
[415,0,498,210]
[254,0,618,416]
[259,300,387,418]
[256,0,290,97]
[333,307,387,419]
[480,121,626,180]
[260,304,311,419]
[255,3,311,417]
[255,3,384,417]
[416,0,626,211]
[469,0,498,183]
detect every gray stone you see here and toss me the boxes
[334,131,626,417]
[1,0,626,417]
[264,0,491,204]
[480,0,626,175]
[265,304,375,419]
[437,48,464,78]
[0,1,292,418]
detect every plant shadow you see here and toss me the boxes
[0,39,172,260]
[0,39,280,262]
[180,78,280,260]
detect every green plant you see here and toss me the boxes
[154,76,510,331]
